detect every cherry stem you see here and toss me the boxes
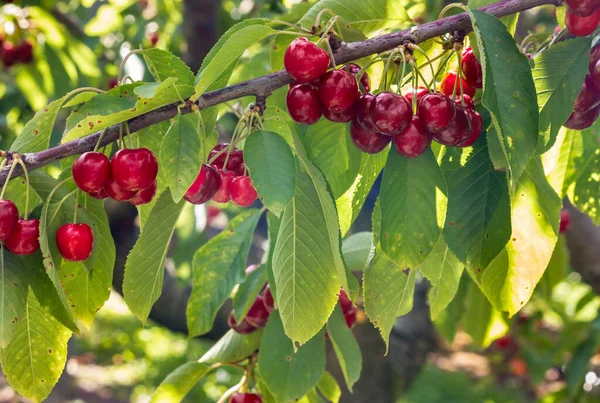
[0,159,19,200]
[324,36,337,69]
[413,61,431,92]
[316,15,339,48]
[412,45,437,89]
[438,2,470,20]
[456,49,466,106]
[118,49,142,85]
[534,28,566,57]
[15,159,30,219]
[355,56,384,92]
[314,8,336,31]
[216,375,247,403]
[380,48,399,92]
[398,48,407,92]
[124,122,134,149]
[412,67,418,113]
[435,51,456,86]
[93,128,109,152]
[223,102,242,119]
[270,19,313,35]
[73,190,79,224]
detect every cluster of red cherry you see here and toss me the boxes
[0,36,33,68]
[565,44,600,130]
[0,198,39,255]
[284,37,484,157]
[183,144,258,207]
[564,0,600,37]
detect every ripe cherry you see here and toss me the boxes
[14,40,34,64]
[418,93,456,133]
[227,312,258,335]
[349,120,391,154]
[564,105,600,130]
[184,164,221,205]
[344,306,357,329]
[287,84,323,125]
[459,109,484,148]
[245,295,270,328]
[284,37,330,83]
[72,152,111,193]
[338,289,353,313]
[370,92,412,135]
[108,78,119,90]
[229,393,262,403]
[405,87,429,109]
[56,223,94,262]
[589,43,600,72]
[572,76,600,114]
[565,8,600,37]
[439,71,476,98]
[559,208,571,233]
[431,106,472,146]
[89,188,109,200]
[323,107,355,123]
[4,219,40,255]
[1,41,16,67]
[111,148,158,192]
[149,32,159,47]
[461,47,483,89]
[454,94,475,110]
[355,93,378,131]
[230,176,257,207]
[105,178,136,201]
[130,181,157,206]
[591,60,600,91]
[318,69,359,113]
[262,285,274,313]
[565,0,600,17]
[0,200,19,240]
[347,63,370,92]
[209,144,244,174]
[392,116,432,158]
[212,170,235,203]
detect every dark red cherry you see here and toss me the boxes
[440,71,476,98]
[111,148,158,191]
[461,47,483,89]
[355,93,377,131]
[4,219,40,255]
[244,295,270,328]
[572,76,600,114]
[286,84,323,125]
[318,69,359,113]
[284,37,330,83]
[209,144,244,173]
[1,41,16,67]
[591,60,600,91]
[184,164,221,205]
[559,208,571,233]
[108,78,119,89]
[230,176,257,207]
[0,200,19,240]
[564,104,600,130]
[229,393,262,403]
[227,312,258,335]
[149,32,159,47]
[56,223,94,262]
[454,94,475,110]
[369,92,412,135]
[431,106,472,146]
[405,87,429,109]
[418,93,456,133]
[89,188,109,200]
[72,152,111,193]
[565,0,600,17]
[392,116,432,158]
[589,43,600,72]
[262,285,274,313]
[14,40,34,64]
[459,109,484,148]
[323,107,355,123]
[130,181,157,206]
[344,306,357,329]
[212,169,235,203]
[347,63,370,92]
[105,178,136,201]
[338,289,353,314]
[565,8,600,37]
[349,120,391,154]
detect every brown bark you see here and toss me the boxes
[183,0,221,72]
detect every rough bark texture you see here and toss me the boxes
[183,0,220,72]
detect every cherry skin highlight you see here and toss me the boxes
[564,104,600,130]
[431,106,472,146]
[355,93,378,131]
[72,152,111,193]
[392,116,432,158]
[461,47,483,89]
[262,285,274,313]
[405,87,429,109]
[349,120,391,154]
[369,92,412,135]
[0,200,19,240]
[244,295,270,328]
[439,71,476,98]
[323,107,355,123]
[286,84,323,125]
[454,94,475,110]
[565,0,600,17]
[184,164,222,205]
[130,181,157,206]
[572,76,600,114]
[347,62,371,92]
[209,144,244,173]
[318,69,359,113]
[230,176,258,207]
[459,109,484,148]
[89,188,109,200]
[4,219,40,255]
[56,223,94,262]
[283,37,330,83]
[589,43,600,72]
[227,312,258,335]
[111,148,158,191]
[105,178,137,201]
[212,170,235,203]
[559,209,571,234]
[418,93,456,133]
[565,8,600,37]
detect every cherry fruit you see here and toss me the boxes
[591,60,600,91]
[355,93,378,131]
[0,200,19,240]
[244,295,270,328]
[565,8,600,37]
[454,94,475,110]
[461,47,483,89]
[287,84,323,125]
[324,107,355,123]
[350,120,391,154]
[370,92,412,135]
[559,208,571,233]
[56,223,94,262]
[344,307,357,329]
[347,63,370,92]
[72,152,111,193]
[418,93,456,133]
[89,188,109,200]
[230,176,257,207]
[14,40,33,64]
[284,37,330,83]
[4,219,40,255]
[230,393,262,403]
[184,164,221,205]
[564,105,600,130]
[130,181,157,206]
[405,87,429,109]
[105,178,136,201]
[262,285,274,313]
[227,312,258,335]
[338,289,353,313]
[1,41,16,67]
[431,106,472,146]
[459,109,484,148]
[111,148,158,191]
[212,170,235,203]
[392,116,432,158]
[572,76,600,114]
[318,69,359,113]
[565,0,600,17]
[209,144,244,174]
[440,71,476,98]
[589,43,600,72]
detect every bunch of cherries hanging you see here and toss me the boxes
[284,36,484,157]
[565,43,600,130]
[564,0,600,37]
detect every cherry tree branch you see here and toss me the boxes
[0,0,563,186]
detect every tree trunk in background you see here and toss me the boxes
[183,0,221,72]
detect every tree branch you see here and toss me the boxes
[0,0,563,186]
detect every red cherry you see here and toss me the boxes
[439,71,476,98]
[230,393,262,403]
[108,78,119,90]
[0,200,19,240]
[227,312,258,335]
[56,223,94,262]
[323,107,355,123]
[355,93,378,131]
[347,63,370,92]
[72,152,111,193]
[559,208,571,233]
[454,94,475,110]
[184,164,222,205]
[111,148,158,191]
[130,181,157,206]
[349,120,391,154]
[283,37,330,83]
[589,43,600,72]
[370,92,413,135]
[1,41,16,67]
[405,87,429,108]
[209,144,244,174]
[418,93,456,133]
[565,0,600,17]
[572,76,600,114]
[286,84,323,125]
[149,32,159,47]
[565,8,600,37]
[318,69,359,113]
[431,106,472,146]
[344,307,357,329]
[104,178,137,201]
[89,188,110,200]
[4,219,40,255]
[244,295,270,328]
[338,289,353,314]
[459,109,484,148]
[262,285,274,313]
[591,60,600,91]
[461,47,483,89]
[564,104,600,130]
[495,335,515,350]
[212,169,235,203]
[392,116,432,158]
[14,40,34,64]
[230,176,257,207]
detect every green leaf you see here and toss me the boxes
[543,127,584,199]
[160,114,202,203]
[233,265,268,322]
[566,333,600,394]
[433,273,469,343]
[187,210,261,337]
[0,247,29,347]
[134,77,179,99]
[63,91,97,107]
[363,244,416,350]
[200,329,263,365]
[468,9,539,181]
[245,130,296,216]
[341,232,372,272]
[10,95,67,153]
[316,372,341,403]
[326,306,362,391]
[461,281,504,348]
[150,362,212,403]
[257,311,326,401]
[141,48,196,99]
[0,290,71,403]
[533,37,592,152]
[266,212,281,299]
[123,190,185,323]
[537,236,569,300]
[304,120,362,199]
[379,149,447,269]
[420,237,464,319]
